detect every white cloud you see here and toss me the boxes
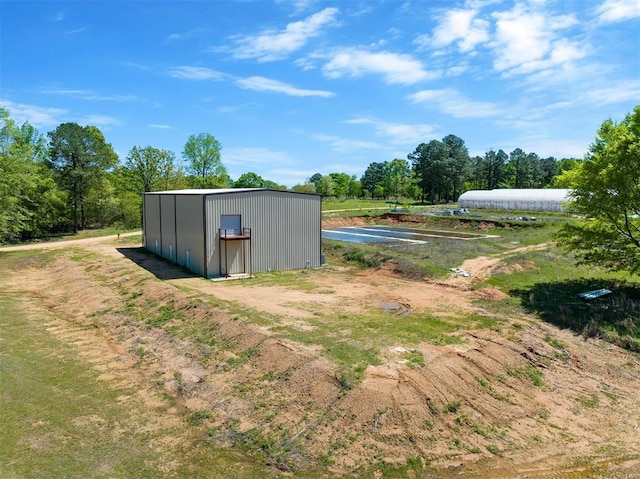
[224,146,296,168]
[166,28,207,42]
[408,88,503,118]
[50,11,65,22]
[422,8,490,53]
[66,27,87,35]
[595,0,640,23]
[231,7,338,62]
[235,76,334,97]
[490,4,582,75]
[40,88,140,102]
[586,79,640,105]
[121,61,150,70]
[0,99,66,128]
[168,66,226,80]
[322,48,436,84]
[148,124,172,129]
[345,117,438,145]
[312,133,383,152]
[80,114,120,127]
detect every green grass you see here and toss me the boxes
[486,248,640,352]
[2,227,141,246]
[0,283,303,479]
[322,199,402,211]
[0,293,166,478]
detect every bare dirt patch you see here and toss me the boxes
[3,232,640,478]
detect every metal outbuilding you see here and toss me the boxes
[458,188,571,212]
[143,188,322,278]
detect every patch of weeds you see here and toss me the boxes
[69,249,97,262]
[174,371,186,395]
[452,437,479,453]
[456,413,491,438]
[544,334,567,349]
[406,456,424,474]
[444,400,462,413]
[507,364,544,387]
[318,455,334,468]
[486,444,500,455]
[88,307,113,318]
[189,409,213,425]
[335,364,366,392]
[134,347,148,360]
[340,245,391,269]
[602,390,619,403]
[477,376,510,402]
[226,423,299,473]
[329,438,348,452]
[577,392,600,409]
[147,304,178,327]
[401,350,425,368]
[225,346,259,370]
[537,405,551,420]
[371,407,390,428]
[427,399,440,416]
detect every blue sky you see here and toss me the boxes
[1,0,639,187]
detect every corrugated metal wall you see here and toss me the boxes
[144,190,321,278]
[160,195,176,261]
[174,194,205,276]
[205,190,321,277]
[143,194,161,254]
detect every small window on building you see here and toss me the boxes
[221,214,241,236]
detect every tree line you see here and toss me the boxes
[296,134,579,203]
[0,108,290,243]
[0,106,577,243]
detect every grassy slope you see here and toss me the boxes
[0,253,279,479]
[2,212,639,478]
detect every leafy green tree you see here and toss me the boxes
[309,173,323,187]
[182,133,227,187]
[556,106,640,274]
[234,172,265,188]
[0,109,67,242]
[442,134,471,201]
[265,181,287,190]
[553,158,582,186]
[48,123,118,233]
[472,149,507,190]
[409,139,447,204]
[361,162,388,198]
[125,146,177,193]
[387,159,412,199]
[291,182,316,193]
[537,156,559,188]
[347,176,362,198]
[328,172,354,199]
[504,148,534,188]
[314,175,335,197]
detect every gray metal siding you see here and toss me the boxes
[204,190,321,277]
[175,194,206,276]
[145,189,321,278]
[160,195,176,261]
[143,195,162,255]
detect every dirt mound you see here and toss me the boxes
[3,238,640,478]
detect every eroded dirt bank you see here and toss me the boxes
[2,235,640,478]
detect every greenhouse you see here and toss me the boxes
[457,189,571,212]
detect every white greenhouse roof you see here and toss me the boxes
[458,188,571,202]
